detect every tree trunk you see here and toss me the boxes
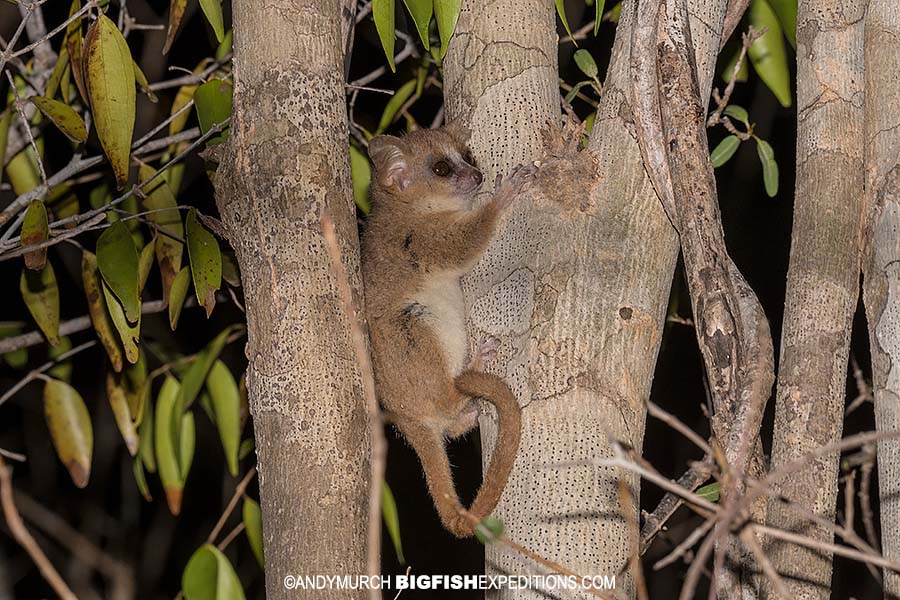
[444,0,728,595]
[762,1,866,598]
[214,2,370,598]
[862,1,900,597]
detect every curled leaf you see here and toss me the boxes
[103,281,140,364]
[82,251,124,371]
[133,458,152,501]
[44,378,93,488]
[155,376,183,514]
[163,0,188,53]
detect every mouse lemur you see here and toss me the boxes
[360,123,532,537]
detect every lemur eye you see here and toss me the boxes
[432,160,452,177]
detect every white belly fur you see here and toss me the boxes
[412,271,468,375]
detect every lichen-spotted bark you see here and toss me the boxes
[444,0,727,596]
[862,1,900,596]
[762,2,865,598]
[214,1,369,597]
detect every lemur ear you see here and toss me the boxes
[368,135,410,192]
[442,119,472,144]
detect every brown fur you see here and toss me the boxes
[361,125,530,537]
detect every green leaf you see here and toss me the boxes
[0,108,11,184]
[193,79,232,145]
[133,457,152,501]
[163,0,188,53]
[349,145,372,214]
[5,148,41,195]
[81,251,124,371]
[20,263,60,346]
[169,266,191,330]
[186,209,222,317]
[65,0,88,105]
[30,96,87,143]
[474,515,504,544]
[21,200,49,270]
[0,323,28,369]
[238,438,254,460]
[556,0,577,47]
[573,49,598,79]
[373,0,396,71]
[178,327,236,411]
[138,396,156,472]
[182,545,246,600]
[215,30,233,62]
[402,0,432,49]
[377,79,417,134]
[198,0,226,43]
[139,165,184,304]
[84,14,136,188]
[242,498,264,568]
[44,378,93,488]
[594,0,606,36]
[205,360,241,476]
[179,411,196,482]
[748,0,792,108]
[155,376,184,515]
[755,136,779,197]
[434,0,460,58]
[564,80,592,104]
[137,237,155,293]
[723,105,749,127]
[106,371,139,455]
[710,135,740,168]
[764,0,796,49]
[382,481,405,564]
[47,335,73,382]
[46,46,70,101]
[168,59,210,137]
[696,482,720,502]
[97,221,141,322]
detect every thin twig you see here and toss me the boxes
[0,340,97,407]
[0,456,77,600]
[207,467,257,545]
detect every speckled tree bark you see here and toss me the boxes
[213,1,369,598]
[444,0,727,596]
[862,1,900,597]
[761,2,866,598]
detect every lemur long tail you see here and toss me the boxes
[454,369,522,528]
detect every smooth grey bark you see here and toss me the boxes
[444,0,728,596]
[213,1,369,598]
[862,1,900,597]
[762,1,866,598]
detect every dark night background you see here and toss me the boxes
[0,1,881,598]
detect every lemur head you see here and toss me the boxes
[368,123,484,211]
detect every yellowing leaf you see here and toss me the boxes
[139,165,184,304]
[193,79,232,145]
[5,148,40,196]
[44,378,93,488]
[205,360,240,476]
[106,372,139,455]
[168,60,210,137]
[66,0,88,105]
[434,0,461,58]
[103,281,140,364]
[20,263,60,346]
[46,47,70,101]
[155,376,183,515]
[97,221,141,322]
[81,251,124,371]
[199,0,225,43]
[373,0,396,71]
[164,0,188,53]
[0,323,28,369]
[186,209,221,317]
[169,266,191,330]
[21,200,49,270]
[748,0,792,108]
[132,60,158,102]
[47,336,73,382]
[84,14,136,187]
[182,545,246,600]
[242,498,264,568]
[30,96,87,143]
[138,237,155,292]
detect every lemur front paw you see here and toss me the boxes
[493,163,538,210]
